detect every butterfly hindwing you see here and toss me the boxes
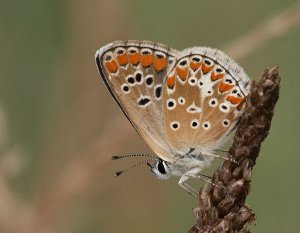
[96,40,178,161]
[163,47,250,155]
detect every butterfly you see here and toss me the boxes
[95,40,251,198]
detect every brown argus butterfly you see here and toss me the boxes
[95,40,251,198]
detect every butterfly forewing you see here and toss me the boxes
[96,40,178,161]
[163,47,250,155]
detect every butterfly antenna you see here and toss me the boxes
[112,153,157,160]
[113,158,157,177]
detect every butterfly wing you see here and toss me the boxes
[162,47,251,156]
[95,40,178,162]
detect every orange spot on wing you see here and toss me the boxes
[190,62,201,71]
[176,67,188,81]
[154,58,167,71]
[167,74,176,89]
[237,100,245,110]
[141,54,154,67]
[219,82,234,93]
[128,53,140,65]
[105,60,118,73]
[211,72,225,81]
[202,63,213,74]
[226,95,244,105]
[117,54,128,66]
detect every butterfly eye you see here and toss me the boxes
[150,160,171,180]
[157,160,166,174]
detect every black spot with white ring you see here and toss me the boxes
[191,56,202,63]
[104,54,112,61]
[179,59,188,67]
[188,77,197,86]
[170,121,180,131]
[204,58,213,66]
[141,48,152,55]
[135,72,143,84]
[209,98,218,107]
[128,47,138,54]
[206,90,213,96]
[155,51,166,59]
[178,96,185,105]
[219,103,230,113]
[222,119,230,127]
[166,98,177,110]
[202,121,211,130]
[225,78,233,84]
[127,75,135,86]
[216,67,223,73]
[121,84,130,94]
[145,75,154,87]
[154,85,162,100]
[137,96,152,108]
[190,119,200,129]
[116,48,125,55]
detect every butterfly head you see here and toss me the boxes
[147,158,172,180]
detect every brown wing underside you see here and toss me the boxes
[163,52,247,155]
[96,40,178,162]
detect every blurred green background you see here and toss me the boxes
[1,0,300,232]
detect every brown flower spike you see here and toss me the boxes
[189,66,280,233]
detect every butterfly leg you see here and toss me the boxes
[178,175,199,199]
[185,174,217,188]
[203,152,237,164]
[178,167,203,199]
[185,173,226,191]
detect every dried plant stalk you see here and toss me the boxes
[189,66,280,233]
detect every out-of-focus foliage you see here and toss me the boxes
[0,0,299,232]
